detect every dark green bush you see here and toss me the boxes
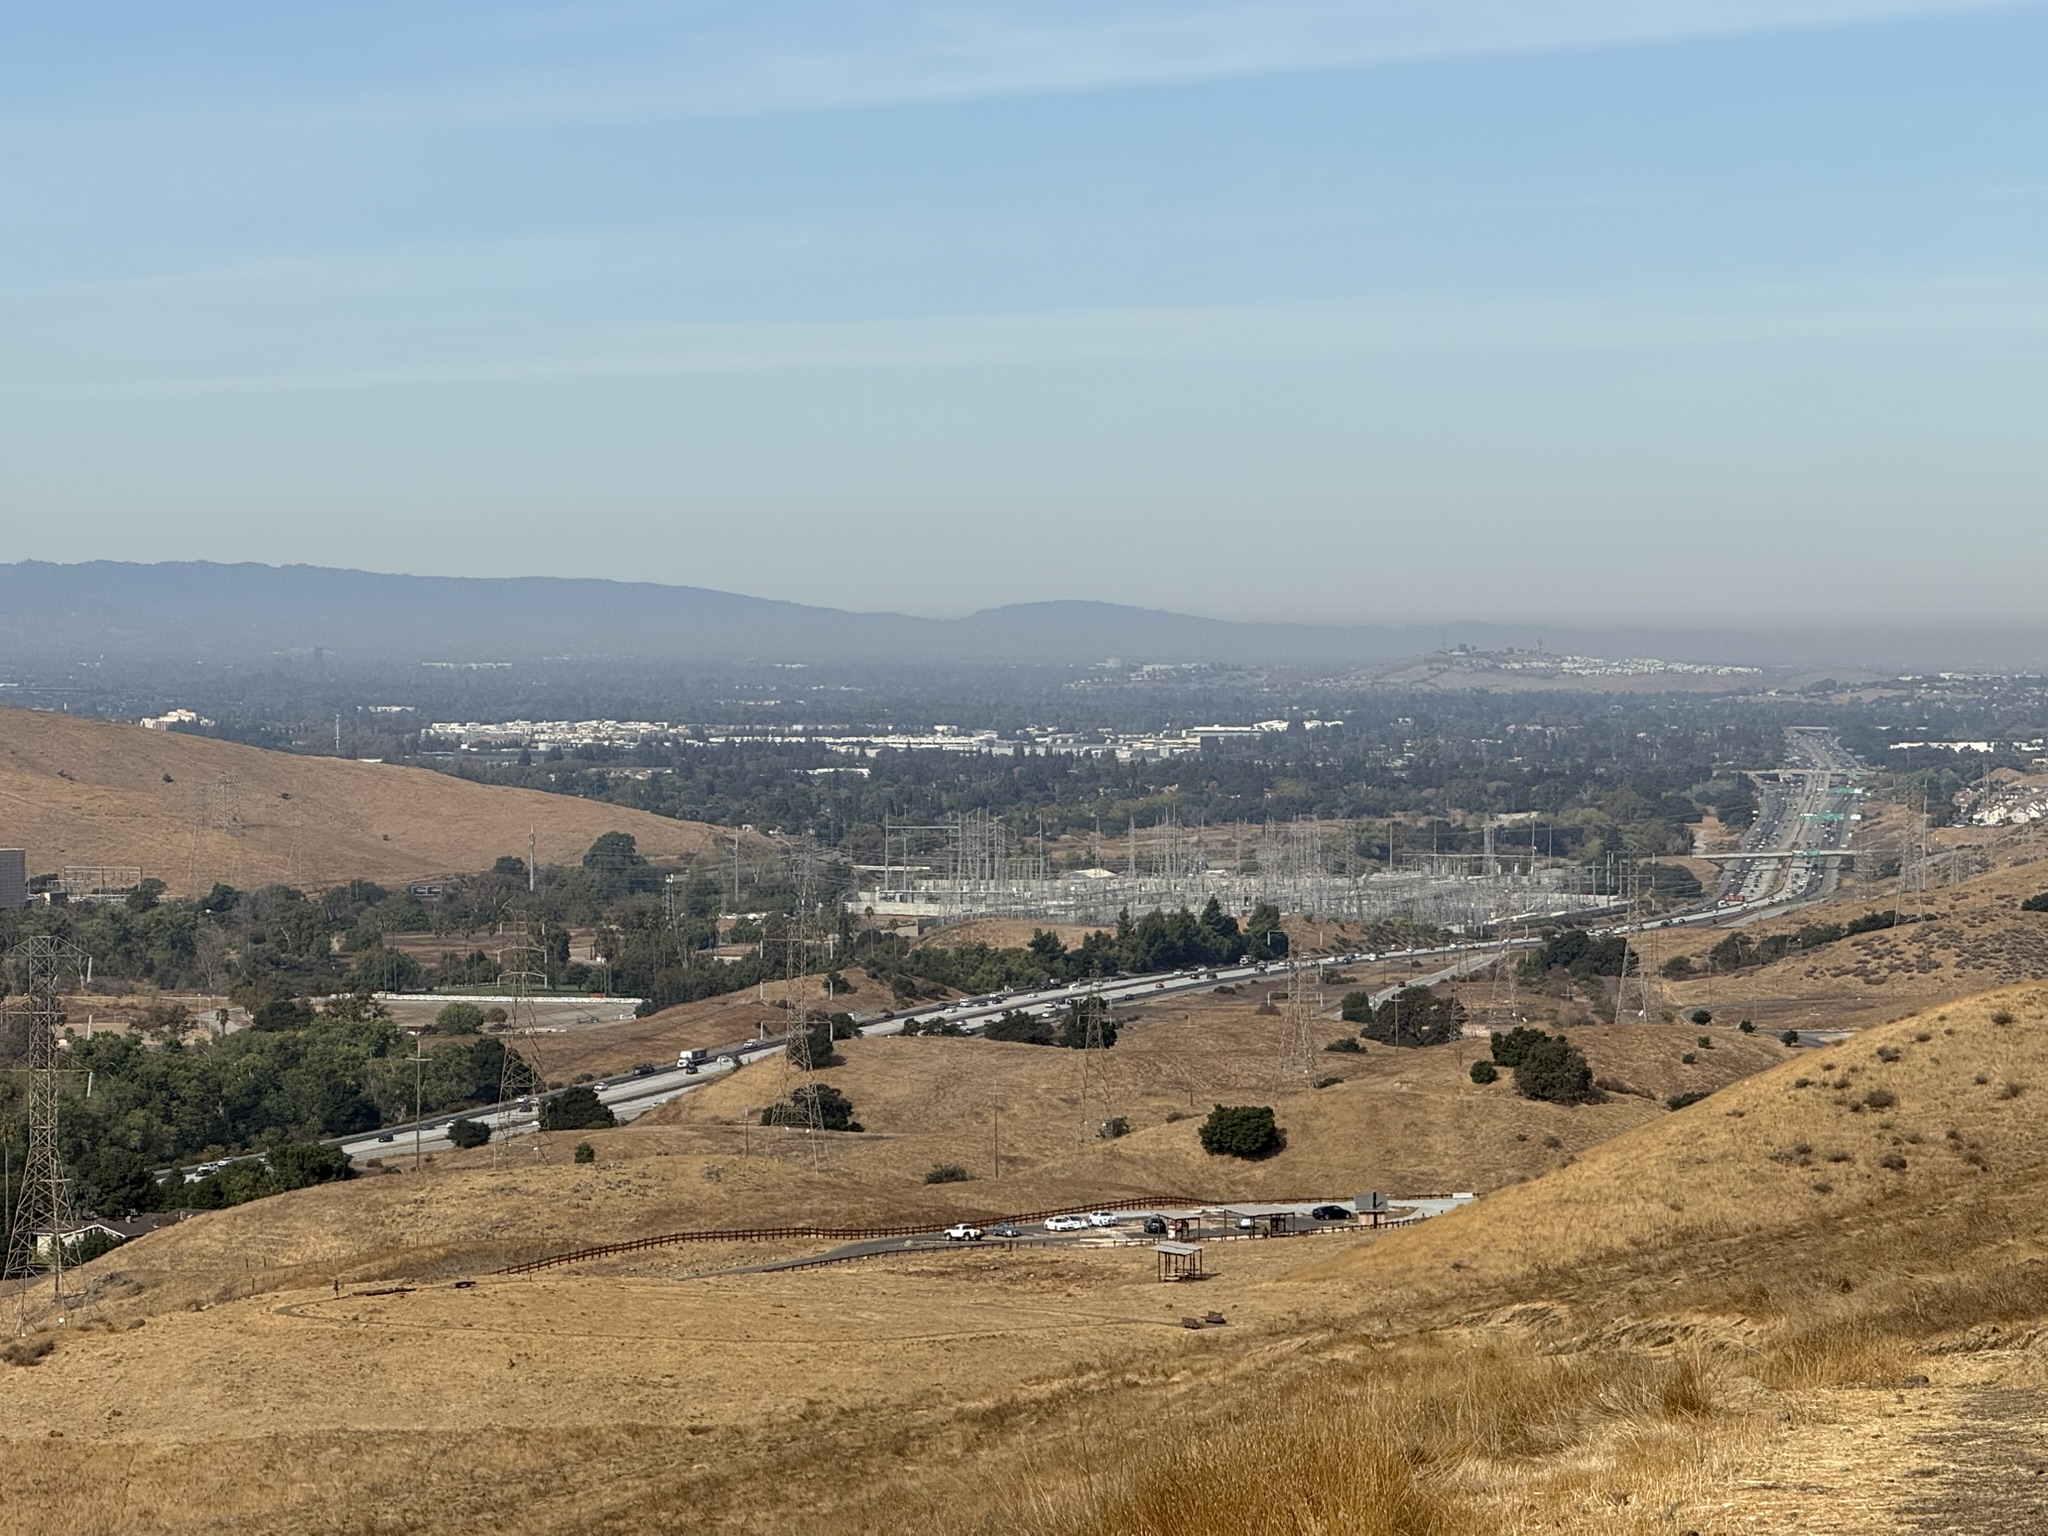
[539,1085,616,1132]
[573,1141,596,1164]
[1197,1104,1283,1159]
[1512,1035,1597,1106]
[924,1163,971,1183]
[447,1118,491,1149]
[1469,1060,1499,1085]
[761,1083,861,1132]
[1324,1037,1364,1054]
[1666,1091,1709,1111]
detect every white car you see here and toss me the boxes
[1086,1211,1119,1228]
[1044,1215,1089,1232]
[944,1224,983,1242]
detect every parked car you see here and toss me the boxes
[1086,1211,1119,1228]
[944,1224,984,1242]
[1309,1204,1354,1222]
[989,1223,1023,1238]
[1141,1216,1168,1236]
[1044,1215,1089,1232]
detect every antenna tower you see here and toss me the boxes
[5,935,92,1327]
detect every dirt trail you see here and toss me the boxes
[1721,1380,2048,1534]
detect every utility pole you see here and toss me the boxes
[412,1034,426,1173]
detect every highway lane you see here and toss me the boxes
[331,732,1865,1165]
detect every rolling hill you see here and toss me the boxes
[0,705,723,894]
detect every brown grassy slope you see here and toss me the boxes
[1644,835,2048,1032]
[642,989,1790,1209]
[9,993,2046,1535]
[0,705,723,893]
[535,966,909,1080]
[1288,983,2048,1309]
[79,1132,971,1306]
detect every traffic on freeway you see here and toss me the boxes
[331,731,1866,1164]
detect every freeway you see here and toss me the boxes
[326,731,1864,1165]
[332,939,1549,1162]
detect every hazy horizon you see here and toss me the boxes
[5,3,2046,629]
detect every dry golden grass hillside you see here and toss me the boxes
[11,986,2048,1535]
[641,988,1790,1209]
[0,705,723,893]
[1645,829,2048,1031]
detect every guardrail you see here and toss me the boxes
[492,1192,1202,1276]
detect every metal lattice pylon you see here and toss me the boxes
[494,929,552,1166]
[6,936,92,1322]
[771,839,830,1169]
[1279,961,1320,1085]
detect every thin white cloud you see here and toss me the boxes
[23,272,2048,397]
[447,0,2048,121]
[8,0,2037,129]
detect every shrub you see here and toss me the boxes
[760,1083,860,1132]
[1696,1035,1713,1049]
[1681,1052,1697,1065]
[1313,1075,1343,1090]
[1992,1009,2016,1026]
[539,1085,616,1132]
[2022,892,2048,912]
[447,1118,491,1149]
[1490,1026,1553,1068]
[1739,1019,1756,1034]
[925,1163,971,1184]
[2,1337,56,1368]
[1198,1104,1284,1159]
[983,1010,1057,1046]
[1781,1030,1800,1046]
[1689,1009,1712,1026]
[1468,1060,1499,1085]
[1350,986,1467,1047]
[1666,1091,1709,1111]
[1098,1116,1131,1140]
[785,1018,839,1070]
[1863,1088,1897,1110]
[1512,1034,1597,1106]
[433,1001,486,1035]
[1878,1152,1908,1172]
[573,1141,595,1164]
[1164,1110,1188,1124]
[1324,1037,1364,1054]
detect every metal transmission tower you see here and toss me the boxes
[1278,960,1320,1085]
[5,936,92,1317]
[493,931,552,1166]
[1612,862,1653,1024]
[773,839,831,1167]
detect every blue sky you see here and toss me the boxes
[3,1,2044,626]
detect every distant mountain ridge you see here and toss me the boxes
[0,561,2038,671]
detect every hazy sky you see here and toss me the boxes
[4,2,2044,626]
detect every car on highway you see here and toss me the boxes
[989,1223,1023,1238]
[944,1224,983,1242]
[1086,1211,1119,1228]
[1309,1204,1354,1222]
[1044,1215,1089,1232]
[376,1133,395,1143]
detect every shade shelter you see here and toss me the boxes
[1153,1240,1205,1282]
